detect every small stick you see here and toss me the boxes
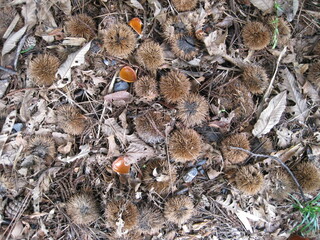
[0,66,17,75]
[230,146,306,202]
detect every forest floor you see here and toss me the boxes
[0,0,319,239]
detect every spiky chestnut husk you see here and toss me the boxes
[66,194,100,225]
[133,75,158,101]
[218,81,254,123]
[65,14,96,40]
[234,165,264,195]
[269,169,295,199]
[143,159,177,196]
[292,162,320,193]
[102,23,137,59]
[220,133,250,164]
[136,40,164,71]
[162,16,193,41]
[176,93,209,127]
[135,111,171,144]
[172,0,198,12]
[307,62,320,88]
[105,199,138,231]
[164,195,194,225]
[170,34,199,61]
[242,22,271,50]
[160,70,190,103]
[27,135,56,159]
[137,207,164,235]
[29,54,60,86]
[56,105,87,135]
[242,64,269,94]
[169,128,202,163]
[267,17,291,47]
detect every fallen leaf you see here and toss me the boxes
[204,30,227,56]
[2,25,28,56]
[253,91,287,137]
[281,68,308,122]
[126,0,144,10]
[249,0,273,12]
[104,91,133,106]
[55,41,92,85]
[276,0,299,22]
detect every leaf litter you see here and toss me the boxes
[0,0,319,239]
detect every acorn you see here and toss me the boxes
[102,23,137,59]
[162,16,193,41]
[119,66,137,83]
[136,40,164,71]
[169,128,202,163]
[172,0,198,12]
[242,64,269,94]
[129,17,143,35]
[56,105,87,135]
[220,133,250,164]
[65,14,96,40]
[170,34,199,61]
[27,135,56,160]
[105,199,139,231]
[112,156,131,174]
[29,54,60,86]
[176,93,209,127]
[269,169,295,199]
[242,22,271,50]
[137,206,164,235]
[133,75,158,101]
[66,193,100,225]
[292,162,320,193]
[135,111,171,144]
[164,195,194,225]
[233,165,264,195]
[307,62,320,88]
[159,70,191,103]
[143,159,177,196]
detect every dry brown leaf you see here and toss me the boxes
[55,41,92,84]
[249,0,273,12]
[281,68,308,122]
[204,30,227,56]
[1,25,28,56]
[104,91,133,106]
[253,91,287,137]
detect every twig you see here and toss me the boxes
[230,146,306,202]
[257,46,287,116]
[0,66,17,75]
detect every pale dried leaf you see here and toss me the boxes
[147,0,162,17]
[107,135,120,158]
[56,0,72,15]
[249,0,273,11]
[281,68,308,122]
[302,81,319,103]
[2,25,28,56]
[104,91,133,106]
[62,37,86,46]
[126,0,144,10]
[277,0,299,22]
[276,127,292,148]
[21,0,37,27]
[204,30,227,56]
[102,118,128,146]
[57,142,72,154]
[124,134,155,164]
[55,41,91,84]
[58,144,91,163]
[11,220,24,239]
[253,91,287,137]
[2,14,20,39]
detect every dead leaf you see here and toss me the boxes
[57,142,72,154]
[126,0,144,10]
[1,25,28,56]
[147,0,162,17]
[104,91,133,106]
[281,68,308,122]
[55,41,92,85]
[204,30,227,56]
[253,91,287,137]
[276,127,292,148]
[58,144,91,163]
[0,110,16,157]
[249,0,273,12]
[276,0,299,22]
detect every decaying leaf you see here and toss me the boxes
[253,91,287,137]
[249,0,273,12]
[104,91,133,106]
[126,0,144,10]
[276,127,293,148]
[0,110,17,157]
[58,144,91,163]
[1,25,28,56]
[55,41,92,85]
[281,68,308,122]
[204,30,227,56]
[147,0,162,17]
[276,0,299,22]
